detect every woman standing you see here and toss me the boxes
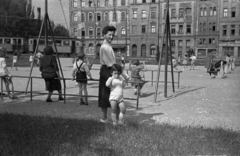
[98,26,117,123]
[40,46,64,102]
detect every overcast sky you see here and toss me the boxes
[31,0,69,29]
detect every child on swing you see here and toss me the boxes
[129,59,146,96]
[106,64,127,126]
[72,53,93,105]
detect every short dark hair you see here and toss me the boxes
[111,64,122,74]
[102,26,116,35]
[77,53,85,60]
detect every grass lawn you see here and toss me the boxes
[0,113,239,156]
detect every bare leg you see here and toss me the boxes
[110,101,118,125]
[82,83,88,102]
[101,107,108,121]
[118,102,126,125]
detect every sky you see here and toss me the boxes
[31,0,69,29]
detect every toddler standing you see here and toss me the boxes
[72,53,93,105]
[106,64,127,126]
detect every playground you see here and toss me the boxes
[1,58,240,132]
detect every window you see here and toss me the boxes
[121,28,126,35]
[210,7,213,16]
[186,25,191,34]
[152,0,156,2]
[89,13,93,21]
[97,0,100,6]
[151,8,156,19]
[81,0,85,7]
[97,13,101,21]
[73,0,77,7]
[132,25,137,34]
[203,23,206,32]
[171,9,176,18]
[89,28,93,37]
[97,28,101,37]
[142,10,147,18]
[171,40,175,47]
[142,25,146,33]
[121,12,126,21]
[178,25,183,34]
[209,23,212,31]
[121,0,125,6]
[212,22,216,31]
[178,40,183,47]
[223,25,227,36]
[231,7,236,17]
[142,0,146,3]
[73,28,78,36]
[186,40,191,47]
[113,0,117,6]
[200,8,204,16]
[185,8,192,17]
[151,24,156,33]
[89,43,94,54]
[133,10,137,18]
[81,28,85,37]
[223,47,234,56]
[171,25,176,34]
[105,0,108,6]
[81,13,85,22]
[199,23,203,32]
[209,38,216,44]
[179,8,184,18]
[113,12,117,21]
[204,7,207,16]
[150,45,156,56]
[213,7,217,16]
[223,8,228,17]
[104,12,109,21]
[73,13,78,21]
[133,0,137,4]
[231,25,235,35]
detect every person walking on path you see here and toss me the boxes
[98,26,117,123]
[40,46,64,102]
[106,64,127,126]
[72,53,93,105]
[11,52,18,71]
[205,52,213,72]
[0,47,17,99]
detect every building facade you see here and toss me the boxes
[69,0,240,58]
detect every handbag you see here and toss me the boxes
[41,72,57,79]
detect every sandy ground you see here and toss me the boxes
[1,58,240,132]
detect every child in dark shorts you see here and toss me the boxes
[72,53,93,105]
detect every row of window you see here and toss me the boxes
[132,8,157,19]
[73,11,126,22]
[200,7,217,16]
[171,24,191,34]
[222,25,240,36]
[199,38,216,45]
[72,0,126,8]
[72,27,126,37]
[199,22,216,32]
[132,24,156,34]
[223,8,237,17]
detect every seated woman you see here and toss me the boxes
[0,47,17,99]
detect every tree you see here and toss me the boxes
[53,24,69,37]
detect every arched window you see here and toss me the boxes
[121,0,125,6]
[212,22,216,31]
[97,0,100,7]
[89,12,93,21]
[113,12,117,21]
[73,28,78,36]
[104,12,109,21]
[105,0,109,6]
[141,44,146,57]
[73,0,77,7]
[150,44,156,56]
[81,13,85,22]
[185,8,191,17]
[132,44,137,57]
[204,7,207,16]
[81,0,85,7]
[97,28,101,37]
[89,27,93,37]
[89,43,94,54]
[113,0,117,6]
[121,28,126,35]
[97,13,101,21]
[200,8,203,16]
[209,7,213,16]
[81,28,85,37]
[73,13,78,21]
[121,12,126,21]
[213,7,217,16]
[151,23,156,33]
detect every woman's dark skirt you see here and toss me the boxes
[98,65,111,108]
[44,78,61,92]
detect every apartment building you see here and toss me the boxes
[69,0,130,56]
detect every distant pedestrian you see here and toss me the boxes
[72,53,93,105]
[178,55,181,66]
[182,53,188,70]
[172,56,178,70]
[224,54,230,74]
[11,52,18,71]
[106,64,127,126]
[205,52,213,72]
[36,51,43,66]
[29,53,34,67]
[121,55,125,68]
[190,54,197,70]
